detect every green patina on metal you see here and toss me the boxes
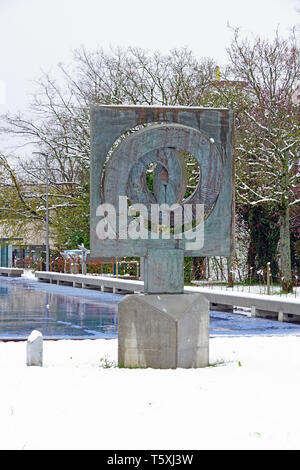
[90,105,234,293]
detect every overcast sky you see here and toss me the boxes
[0,0,299,117]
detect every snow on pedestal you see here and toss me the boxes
[26,330,43,367]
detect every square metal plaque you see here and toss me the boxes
[90,105,234,259]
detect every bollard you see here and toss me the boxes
[27,330,43,367]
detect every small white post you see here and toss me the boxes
[278,311,284,322]
[27,330,43,367]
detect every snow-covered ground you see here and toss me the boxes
[21,269,37,281]
[1,336,300,450]
[192,281,300,298]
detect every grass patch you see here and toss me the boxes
[208,359,226,367]
[99,355,116,368]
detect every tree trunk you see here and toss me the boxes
[227,256,234,288]
[192,257,205,280]
[279,205,293,293]
[247,239,256,281]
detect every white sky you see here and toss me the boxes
[0,0,299,116]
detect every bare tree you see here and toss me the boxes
[0,47,217,247]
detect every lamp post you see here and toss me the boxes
[33,151,50,271]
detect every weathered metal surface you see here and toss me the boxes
[90,105,234,293]
[144,249,184,294]
[127,147,186,208]
[90,105,234,257]
[103,124,222,216]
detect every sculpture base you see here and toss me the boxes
[118,293,209,369]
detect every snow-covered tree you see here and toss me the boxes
[226,29,300,292]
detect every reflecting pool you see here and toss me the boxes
[1,277,300,340]
[0,277,122,340]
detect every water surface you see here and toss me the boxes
[1,277,300,340]
[0,277,122,339]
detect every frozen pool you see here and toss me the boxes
[1,276,300,340]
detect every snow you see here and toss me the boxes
[96,104,229,111]
[191,282,300,299]
[21,269,37,281]
[1,336,300,450]
[27,330,42,342]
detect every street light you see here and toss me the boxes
[33,151,50,271]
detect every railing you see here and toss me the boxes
[34,271,300,321]
[0,267,24,277]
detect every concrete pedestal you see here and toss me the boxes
[118,293,209,369]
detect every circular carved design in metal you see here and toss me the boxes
[103,123,223,221]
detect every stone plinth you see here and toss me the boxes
[26,330,43,367]
[118,293,209,369]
